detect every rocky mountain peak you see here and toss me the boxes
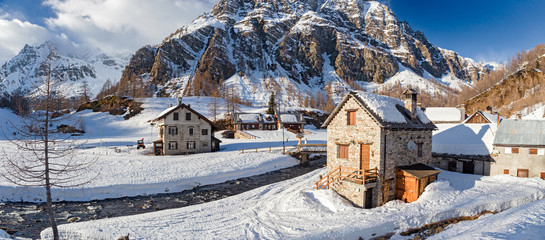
[120,0,489,106]
[0,42,128,99]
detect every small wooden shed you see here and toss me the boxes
[395,163,441,203]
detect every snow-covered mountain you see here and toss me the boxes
[120,0,489,106]
[0,42,128,99]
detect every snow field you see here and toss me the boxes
[41,169,545,240]
[0,97,327,202]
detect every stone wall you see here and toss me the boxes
[383,129,433,201]
[326,97,383,208]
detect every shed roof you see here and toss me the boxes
[321,91,436,130]
[493,119,545,146]
[397,163,441,179]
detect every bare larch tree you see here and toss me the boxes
[0,46,97,240]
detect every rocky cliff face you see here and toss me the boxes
[0,42,128,99]
[121,0,488,106]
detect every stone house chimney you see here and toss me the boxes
[403,89,418,120]
[457,104,466,121]
[178,97,183,106]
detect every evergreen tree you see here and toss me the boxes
[267,93,276,114]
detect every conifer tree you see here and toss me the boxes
[267,93,276,115]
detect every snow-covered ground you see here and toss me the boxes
[0,97,326,202]
[41,168,545,239]
[430,198,545,239]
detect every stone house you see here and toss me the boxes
[151,99,220,155]
[491,119,545,179]
[319,89,437,208]
[233,113,277,130]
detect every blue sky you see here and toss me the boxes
[0,0,543,64]
[386,0,545,64]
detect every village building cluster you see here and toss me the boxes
[149,90,545,209]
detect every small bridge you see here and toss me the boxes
[239,144,327,164]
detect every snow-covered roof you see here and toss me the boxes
[432,123,496,155]
[155,105,178,120]
[279,114,301,123]
[262,114,276,123]
[238,113,260,123]
[322,91,435,130]
[423,107,463,123]
[494,119,545,146]
[152,103,216,129]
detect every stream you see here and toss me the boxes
[0,156,326,239]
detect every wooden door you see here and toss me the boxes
[462,161,474,174]
[395,170,419,203]
[365,188,373,209]
[360,144,370,171]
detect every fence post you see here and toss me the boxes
[256,148,258,153]
[242,149,244,154]
[269,147,271,153]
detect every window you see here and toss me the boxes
[337,144,349,159]
[517,169,529,178]
[505,148,512,154]
[186,112,191,120]
[188,127,194,135]
[202,141,208,147]
[512,148,519,154]
[168,141,178,150]
[539,149,545,155]
[504,169,509,175]
[187,141,196,149]
[168,126,178,135]
[347,110,356,125]
[173,112,179,121]
[202,129,208,135]
[417,143,423,158]
[160,128,163,136]
[530,148,538,155]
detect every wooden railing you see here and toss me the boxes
[235,130,257,139]
[315,166,378,190]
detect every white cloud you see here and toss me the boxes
[0,18,53,63]
[43,0,219,56]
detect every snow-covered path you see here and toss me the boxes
[42,169,545,239]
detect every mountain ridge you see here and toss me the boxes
[120,0,489,107]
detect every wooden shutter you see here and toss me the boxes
[541,172,545,179]
[530,149,538,155]
[347,111,356,125]
[512,148,519,154]
[504,169,509,174]
[338,145,349,159]
[360,144,370,170]
[517,169,529,178]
